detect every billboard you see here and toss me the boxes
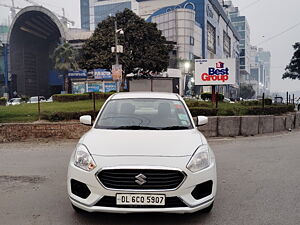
[94,69,112,80]
[88,83,103,92]
[68,70,87,78]
[195,59,236,85]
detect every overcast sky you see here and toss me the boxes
[1,0,300,93]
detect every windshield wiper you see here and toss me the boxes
[160,126,190,130]
[110,125,159,130]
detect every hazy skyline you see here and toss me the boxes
[1,0,300,93]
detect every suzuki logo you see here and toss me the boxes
[135,174,147,185]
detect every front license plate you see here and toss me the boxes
[116,194,165,206]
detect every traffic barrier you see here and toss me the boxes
[217,116,241,137]
[258,115,274,134]
[198,117,218,137]
[273,116,286,132]
[241,116,259,136]
[295,112,300,129]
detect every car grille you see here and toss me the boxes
[95,196,187,208]
[97,169,185,190]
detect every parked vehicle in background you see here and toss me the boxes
[47,96,53,102]
[7,98,22,106]
[223,97,235,103]
[68,92,217,214]
[28,96,46,103]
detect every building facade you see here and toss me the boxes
[249,45,271,97]
[221,0,251,83]
[0,25,9,96]
[146,0,240,97]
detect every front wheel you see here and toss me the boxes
[201,202,214,213]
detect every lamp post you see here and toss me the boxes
[112,18,124,92]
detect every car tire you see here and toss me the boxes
[201,202,214,213]
[71,203,87,214]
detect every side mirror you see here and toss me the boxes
[80,115,92,126]
[197,116,208,126]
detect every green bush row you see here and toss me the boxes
[246,105,295,115]
[240,98,273,106]
[52,92,115,102]
[41,110,95,122]
[0,97,7,106]
[189,107,219,116]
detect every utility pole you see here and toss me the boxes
[114,19,119,66]
[112,17,123,92]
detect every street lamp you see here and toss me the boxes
[184,62,190,73]
[111,18,124,92]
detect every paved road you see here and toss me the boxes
[0,131,300,225]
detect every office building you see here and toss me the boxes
[221,0,251,83]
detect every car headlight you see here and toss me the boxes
[187,145,211,173]
[74,144,97,171]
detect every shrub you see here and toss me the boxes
[189,107,218,116]
[201,92,224,101]
[0,97,7,106]
[52,92,114,102]
[217,108,236,116]
[185,100,211,108]
[41,110,95,122]
[264,98,273,105]
[246,105,295,115]
[240,100,260,106]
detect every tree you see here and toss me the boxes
[50,41,79,92]
[282,42,300,80]
[79,9,173,74]
[240,84,256,99]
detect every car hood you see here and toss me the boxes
[80,128,206,157]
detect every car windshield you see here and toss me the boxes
[95,98,193,130]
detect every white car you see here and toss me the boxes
[67,92,217,214]
[7,98,22,106]
[28,96,46,103]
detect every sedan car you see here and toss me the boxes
[68,92,217,214]
[7,98,22,106]
[28,96,46,103]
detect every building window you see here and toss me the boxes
[190,36,194,46]
[207,22,216,54]
[223,31,231,57]
[240,49,245,57]
[240,58,245,66]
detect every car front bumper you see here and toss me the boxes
[67,155,217,214]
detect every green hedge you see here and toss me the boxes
[53,92,115,102]
[0,97,7,106]
[246,105,295,115]
[189,107,218,116]
[41,110,95,122]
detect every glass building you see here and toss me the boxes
[221,1,251,82]
[80,0,134,31]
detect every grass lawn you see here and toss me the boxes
[0,100,105,123]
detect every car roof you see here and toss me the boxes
[110,92,180,100]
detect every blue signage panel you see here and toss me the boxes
[94,69,112,80]
[68,70,87,78]
[104,82,117,92]
[72,83,86,94]
[87,83,103,92]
